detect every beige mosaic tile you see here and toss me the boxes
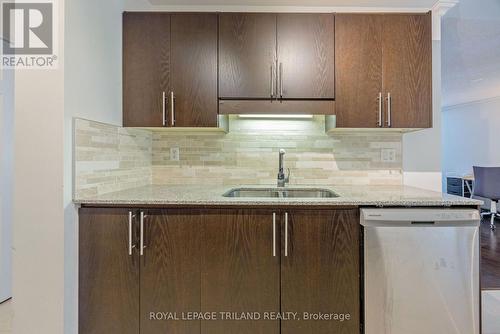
[73,118,152,199]
[74,116,404,198]
[150,116,403,186]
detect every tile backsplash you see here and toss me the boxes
[74,119,152,199]
[74,116,403,198]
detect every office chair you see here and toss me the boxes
[473,166,500,230]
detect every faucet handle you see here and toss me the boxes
[285,168,290,184]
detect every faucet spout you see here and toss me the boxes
[277,149,290,187]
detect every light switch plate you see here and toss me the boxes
[170,147,180,161]
[381,149,396,163]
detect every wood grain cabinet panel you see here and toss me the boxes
[218,13,277,99]
[139,209,202,334]
[335,14,383,128]
[123,13,170,127]
[281,209,360,334]
[171,13,218,127]
[382,13,432,128]
[277,14,335,99]
[201,209,281,334]
[123,12,218,128]
[335,13,432,129]
[79,208,139,334]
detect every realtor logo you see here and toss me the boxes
[1,0,58,69]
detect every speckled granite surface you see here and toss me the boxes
[74,184,482,207]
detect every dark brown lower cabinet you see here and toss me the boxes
[281,209,360,334]
[79,208,140,334]
[201,209,281,334]
[140,209,202,334]
[79,208,359,334]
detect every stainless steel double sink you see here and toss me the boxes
[223,187,339,198]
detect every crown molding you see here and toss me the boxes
[140,5,431,13]
[431,0,459,40]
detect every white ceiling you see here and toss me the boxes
[442,0,500,107]
[147,0,437,8]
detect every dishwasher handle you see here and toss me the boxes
[360,208,480,227]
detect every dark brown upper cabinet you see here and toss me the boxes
[335,13,432,129]
[218,13,335,101]
[382,13,432,128]
[123,13,170,127]
[335,14,383,128]
[277,14,335,99]
[123,12,218,128]
[218,13,277,99]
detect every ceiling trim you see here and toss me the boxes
[442,94,500,111]
[139,5,432,13]
[431,0,459,40]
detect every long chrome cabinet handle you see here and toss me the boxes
[284,212,288,257]
[378,92,383,127]
[279,62,283,98]
[162,91,166,126]
[170,91,175,126]
[270,64,275,98]
[140,211,145,256]
[386,93,392,127]
[273,212,276,257]
[128,211,136,256]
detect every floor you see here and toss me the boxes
[0,300,12,334]
[482,217,500,289]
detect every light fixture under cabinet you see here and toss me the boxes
[238,114,314,119]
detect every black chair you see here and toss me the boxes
[473,166,500,230]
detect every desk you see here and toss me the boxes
[462,175,474,196]
[446,175,473,198]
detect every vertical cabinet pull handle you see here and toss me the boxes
[270,64,275,98]
[378,92,383,127]
[279,62,283,98]
[162,91,166,126]
[284,212,288,257]
[273,212,277,257]
[128,211,136,256]
[170,91,175,126]
[140,211,145,256]
[386,93,392,127]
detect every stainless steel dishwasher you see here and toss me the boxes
[360,208,480,334]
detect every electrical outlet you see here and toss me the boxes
[381,149,396,163]
[170,147,180,161]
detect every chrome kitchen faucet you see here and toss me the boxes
[277,149,290,187]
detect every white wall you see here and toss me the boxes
[64,0,151,333]
[442,96,500,178]
[0,39,14,303]
[12,1,65,333]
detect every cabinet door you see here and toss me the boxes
[281,209,360,334]
[201,209,280,334]
[79,208,139,334]
[140,209,201,334]
[123,13,170,127]
[171,13,218,127]
[335,14,383,128]
[383,13,432,128]
[219,13,277,99]
[277,14,335,99]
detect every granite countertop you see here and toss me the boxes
[74,184,483,207]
